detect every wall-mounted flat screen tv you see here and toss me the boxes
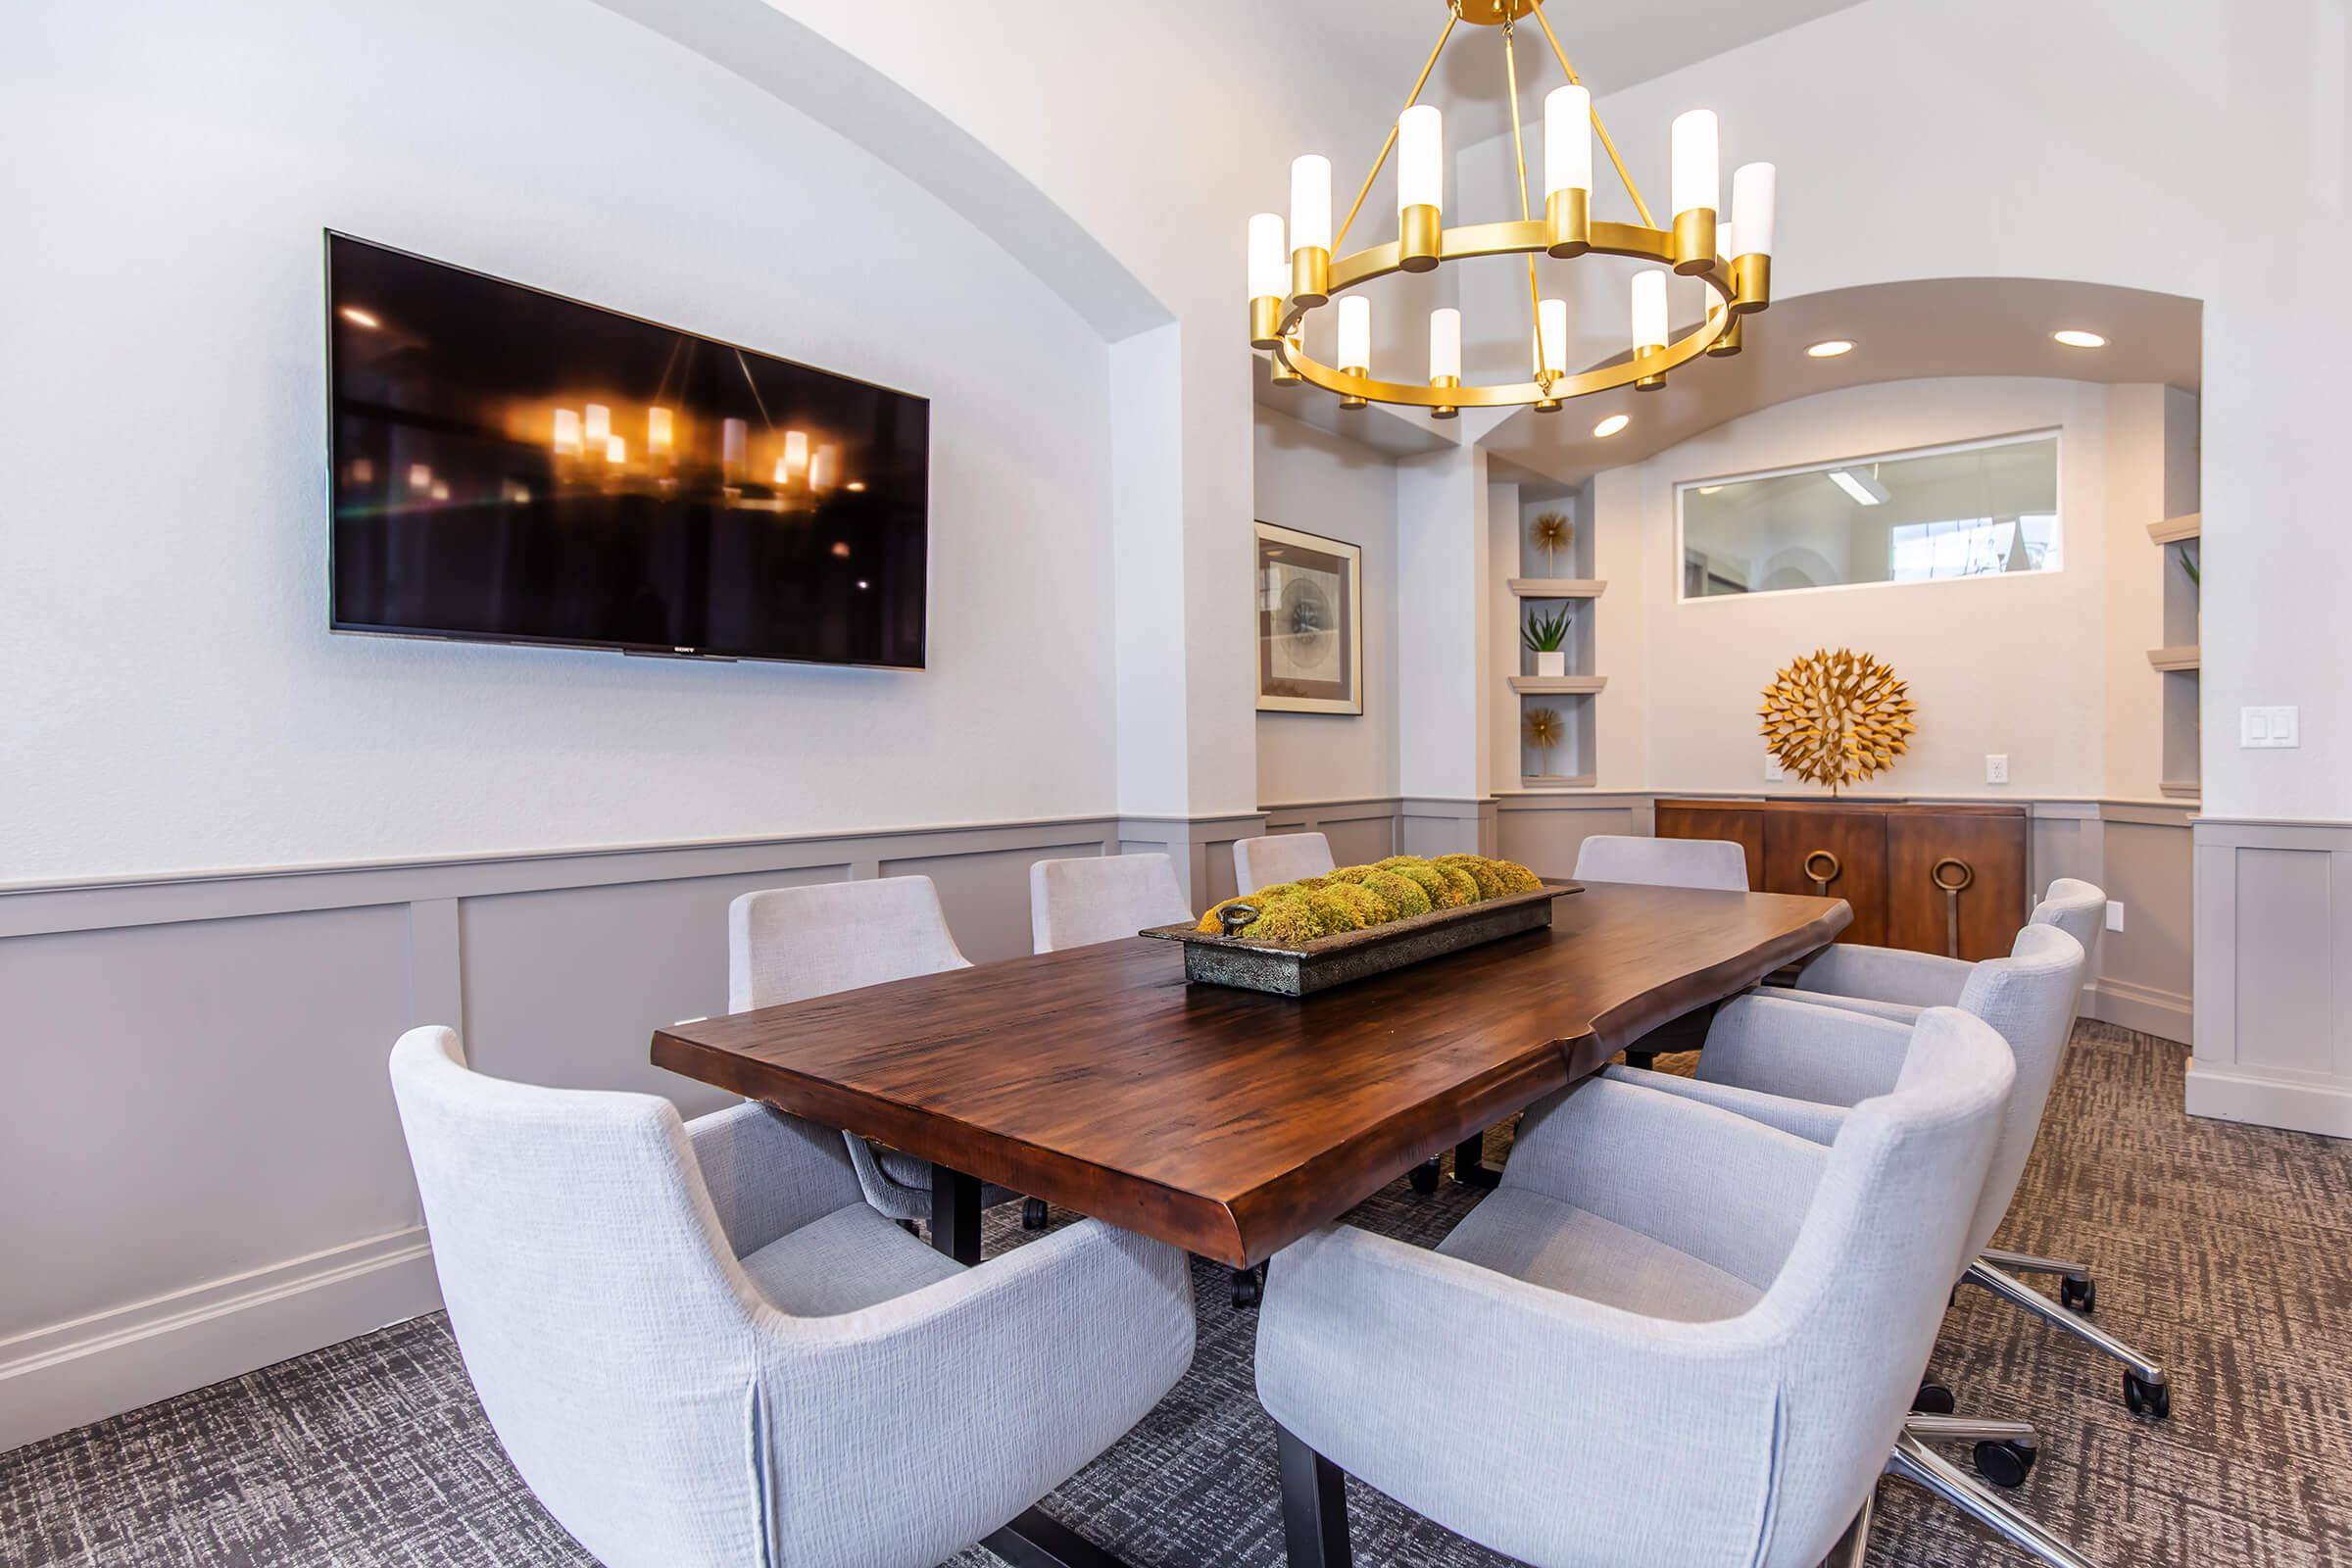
[327,233,929,667]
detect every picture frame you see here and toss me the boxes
[1254,520,1363,715]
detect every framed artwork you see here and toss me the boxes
[1254,520,1362,715]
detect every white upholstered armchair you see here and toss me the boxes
[1255,1009,2015,1568]
[389,1026,1193,1568]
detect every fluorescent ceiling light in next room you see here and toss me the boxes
[1829,467,1890,506]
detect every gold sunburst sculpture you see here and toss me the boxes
[1529,511,1572,574]
[1759,648,1917,795]
[1524,705,1564,774]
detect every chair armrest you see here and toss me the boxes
[684,1102,864,1257]
[762,1221,1194,1566]
[1697,993,1913,1108]
[1789,943,1972,1007]
[1602,1063,1851,1147]
[1497,1075,1827,1293]
[1256,1223,1779,1566]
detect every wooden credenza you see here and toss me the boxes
[1653,798,2031,962]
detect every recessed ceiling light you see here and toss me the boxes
[1592,414,1630,438]
[1805,339,1854,358]
[2053,328,2107,349]
[855,579,870,591]
[339,306,380,329]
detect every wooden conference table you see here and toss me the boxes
[653,881,1851,1271]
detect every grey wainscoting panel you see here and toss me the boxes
[1400,797,1494,858]
[880,841,1111,964]
[1493,793,1650,881]
[1118,813,1267,911]
[457,865,848,1114]
[2188,817,2352,1137]
[1259,798,1403,870]
[2094,806,2194,1043]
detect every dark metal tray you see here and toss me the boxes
[1139,880,1582,997]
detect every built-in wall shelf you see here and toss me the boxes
[2159,779,2202,801]
[1520,773,1596,791]
[1507,577,1607,599]
[1508,674,1608,695]
[2147,646,2201,672]
[2147,514,2202,545]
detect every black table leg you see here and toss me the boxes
[1274,1422,1354,1568]
[983,1506,1136,1568]
[929,1164,983,1266]
[1452,1131,1501,1190]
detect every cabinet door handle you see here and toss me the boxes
[1803,849,1842,896]
[1932,857,1974,957]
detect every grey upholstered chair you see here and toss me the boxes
[1746,884,2167,1415]
[388,1027,1193,1568]
[1256,1009,2021,1568]
[729,877,1034,1229]
[1571,832,1749,891]
[1233,831,1335,895]
[1030,852,1191,953]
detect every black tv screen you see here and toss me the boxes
[326,233,929,667]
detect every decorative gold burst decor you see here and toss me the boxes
[1759,648,1916,795]
[1529,511,1572,574]
[1524,705,1564,774]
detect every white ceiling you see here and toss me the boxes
[1295,0,1872,149]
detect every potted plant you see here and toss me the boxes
[1522,606,1572,678]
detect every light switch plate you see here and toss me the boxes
[1764,756,1787,782]
[1985,754,2010,785]
[2105,901,2125,933]
[2240,706,2301,748]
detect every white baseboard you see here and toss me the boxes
[0,1227,440,1454]
[2184,1062,2352,1140]
[2089,976,2192,1046]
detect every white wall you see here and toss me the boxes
[1600,377,2167,800]
[0,0,1116,883]
[1251,410,1401,806]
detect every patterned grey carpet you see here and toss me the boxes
[4,1022,2348,1567]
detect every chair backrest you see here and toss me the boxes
[1955,921,2086,1257]
[1031,853,1192,953]
[1573,833,1749,892]
[729,875,970,1010]
[1753,1006,2015,1566]
[388,1027,766,1567]
[2030,876,2106,1021]
[1233,831,1336,895]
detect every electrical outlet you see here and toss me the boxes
[1764,756,1787,782]
[2240,706,2300,749]
[1985,754,2010,785]
[2105,901,2125,933]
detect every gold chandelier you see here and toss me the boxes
[1246,0,1778,418]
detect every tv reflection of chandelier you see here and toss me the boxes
[1246,0,1780,418]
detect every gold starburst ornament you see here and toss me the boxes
[1528,511,1571,574]
[1759,648,1917,795]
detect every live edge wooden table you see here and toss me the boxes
[652,881,1847,1568]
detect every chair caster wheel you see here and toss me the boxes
[1232,1265,1264,1309]
[1021,1198,1050,1231]
[1972,1438,2036,1490]
[2060,1274,2094,1313]
[2125,1372,2171,1419]
[1408,1158,1441,1195]
[1912,1380,1956,1415]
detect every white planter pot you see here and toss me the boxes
[1535,651,1567,678]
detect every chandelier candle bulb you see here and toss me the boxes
[1538,298,1570,377]
[1249,213,1287,346]
[1290,155,1333,306]
[783,429,809,478]
[721,417,747,476]
[1337,295,1371,410]
[583,404,611,448]
[1397,105,1444,214]
[810,444,838,491]
[1632,269,1670,389]
[552,408,582,456]
[1669,109,1719,272]
[1544,85,1592,197]
[1429,307,1462,419]
[605,435,625,465]
[1731,162,1776,312]
[646,406,673,457]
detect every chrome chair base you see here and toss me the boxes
[1964,1257,2171,1415]
[1878,1433,2095,1568]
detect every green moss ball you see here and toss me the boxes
[1241,897,1327,946]
[1358,870,1431,919]
[1303,889,1366,933]
[1438,856,1509,900]
[1436,866,1481,906]
[1322,883,1391,927]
